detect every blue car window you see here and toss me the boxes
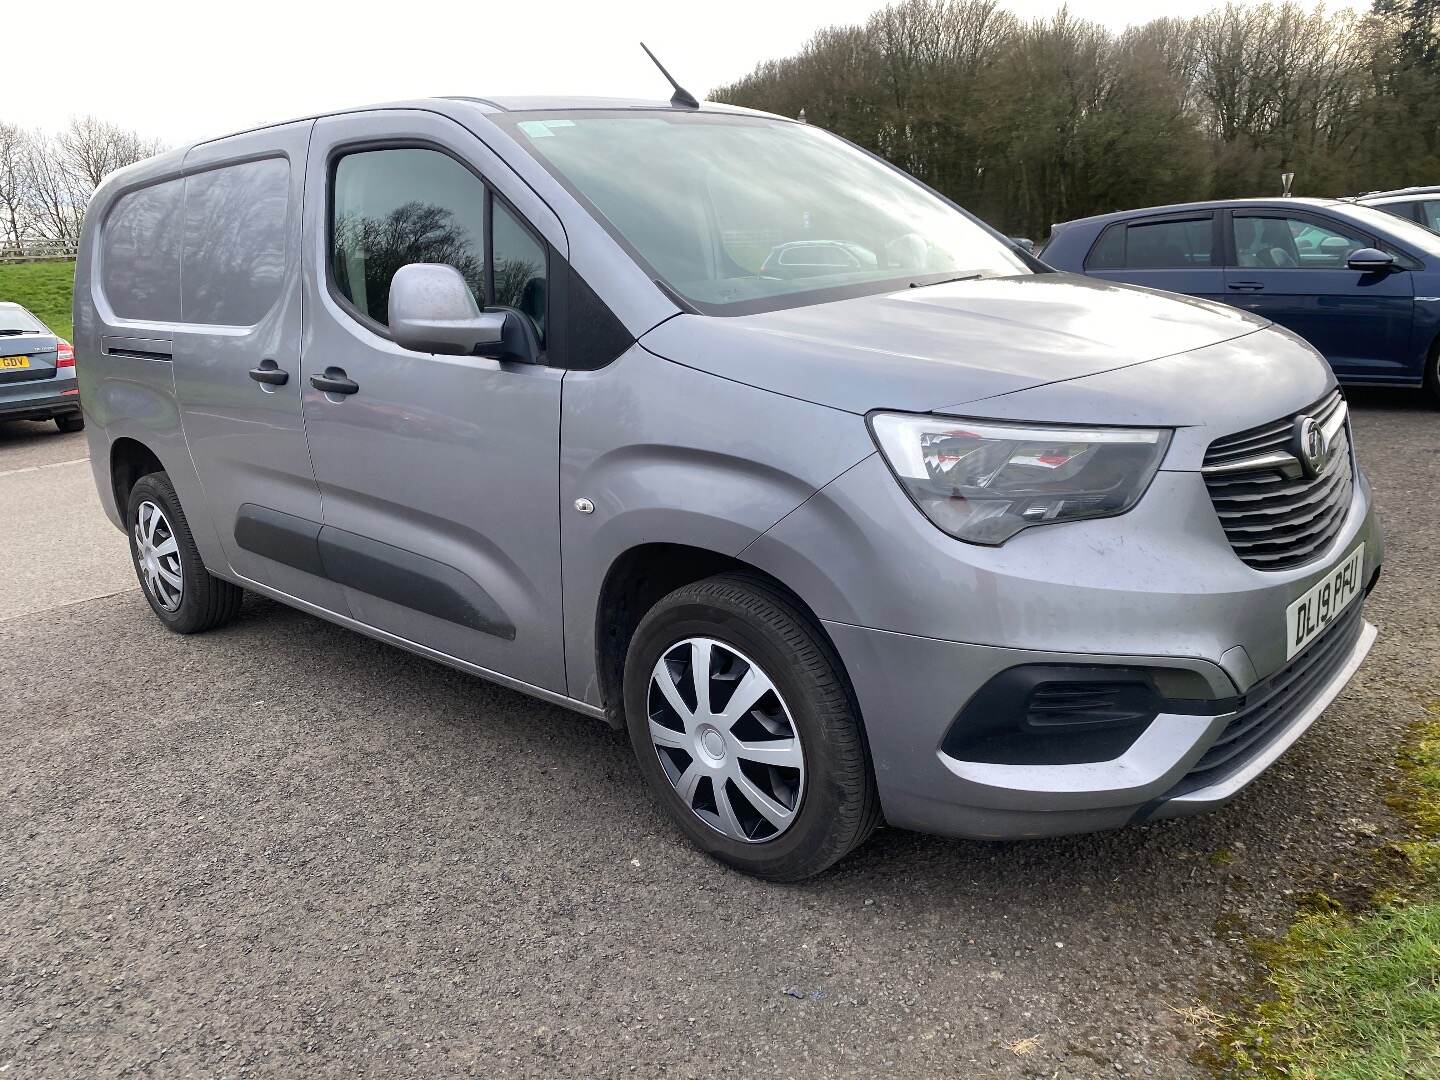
[1234,215,1366,269]
[1085,224,1125,269]
[1123,218,1212,269]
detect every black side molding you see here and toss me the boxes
[317,529,515,640]
[233,505,515,641]
[234,504,326,577]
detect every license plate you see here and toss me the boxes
[1285,543,1364,659]
[0,355,30,370]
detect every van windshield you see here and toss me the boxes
[498,110,1029,314]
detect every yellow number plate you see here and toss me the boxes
[0,355,31,370]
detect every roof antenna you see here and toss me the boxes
[640,42,700,109]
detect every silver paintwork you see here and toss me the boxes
[648,637,805,843]
[74,95,1384,843]
[388,264,506,356]
[133,501,183,611]
[296,110,569,693]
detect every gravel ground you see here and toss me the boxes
[1,392,1436,1079]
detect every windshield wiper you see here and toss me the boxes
[909,273,981,289]
[0,329,31,336]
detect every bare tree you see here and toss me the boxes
[0,122,28,246]
[58,115,165,190]
[714,0,1420,235]
[23,131,85,243]
[10,116,165,244]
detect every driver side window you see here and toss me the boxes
[1232,215,1366,269]
[330,147,547,341]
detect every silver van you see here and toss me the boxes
[77,96,1382,880]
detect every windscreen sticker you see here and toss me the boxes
[517,119,576,139]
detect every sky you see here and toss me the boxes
[12,0,1369,146]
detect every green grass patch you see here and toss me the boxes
[1213,705,1440,1079]
[0,260,76,342]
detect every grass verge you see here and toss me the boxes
[1213,704,1440,1079]
[0,260,76,342]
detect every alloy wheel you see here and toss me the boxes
[134,500,183,612]
[646,637,806,843]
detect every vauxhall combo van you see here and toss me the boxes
[77,96,1382,880]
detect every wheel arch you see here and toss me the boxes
[593,542,850,727]
[110,437,167,524]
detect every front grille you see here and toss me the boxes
[1202,390,1353,570]
[1180,602,1364,787]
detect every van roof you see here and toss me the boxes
[184,95,786,153]
[444,95,777,115]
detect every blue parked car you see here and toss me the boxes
[1041,198,1440,400]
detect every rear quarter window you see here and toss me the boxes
[1085,224,1125,270]
[102,179,184,322]
[182,158,290,325]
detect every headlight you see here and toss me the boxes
[869,412,1171,544]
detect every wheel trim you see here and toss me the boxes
[134,501,183,612]
[647,637,806,844]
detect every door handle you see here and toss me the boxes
[310,369,359,395]
[248,360,289,385]
[1228,281,1265,292]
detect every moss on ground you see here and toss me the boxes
[1211,704,1440,1079]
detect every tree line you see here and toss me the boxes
[711,0,1440,238]
[0,118,164,251]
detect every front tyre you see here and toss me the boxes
[126,473,243,634]
[1426,338,1440,407]
[624,574,880,881]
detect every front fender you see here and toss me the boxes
[559,346,873,706]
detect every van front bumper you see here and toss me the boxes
[742,452,1383,841]
[825,610,1375,840]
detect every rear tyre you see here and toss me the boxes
[1426,339,1440,407]
[126,473,243,634]
[54,413,84,433]
[623,573,881,881]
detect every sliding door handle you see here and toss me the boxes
[310,369,359,396]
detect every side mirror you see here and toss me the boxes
[388,263,543,362]
[1347,247,1397,272]
[389,263,502,355]
[1009,236,1036,253]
